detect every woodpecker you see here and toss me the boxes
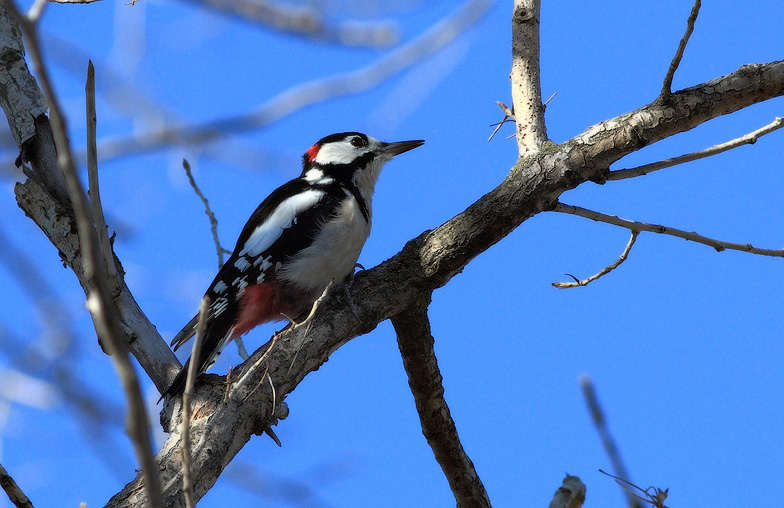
[162,132,424,398]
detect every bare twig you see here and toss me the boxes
[0,3,163,506]
[391,298,490,508]
[0,462,34,508]
[86,60,118,291]
[661,0,701,99]
[510,0,547,155]
[581,377,642,508]
[554,202,784,257]
[608,117,784,180]
[547,474,586,508]
[488,101,515,141]
[182,159,230,268]
[95,0,493,161]
[553,231,638,288]
[182,296,210,508]
[600,470,669,508]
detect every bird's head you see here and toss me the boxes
[301,132,424,198]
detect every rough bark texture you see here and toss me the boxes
[511,0,546,155]
[392,298,491,508]
[104,59,784,508]
[1,2,783,503]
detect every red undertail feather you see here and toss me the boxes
[232,281,310,337]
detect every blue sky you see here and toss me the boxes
[0,0,782,507]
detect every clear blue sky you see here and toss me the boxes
[1,0,782,507]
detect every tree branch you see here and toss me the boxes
[608,116,784,181]
[553,231,638,289]
[189,0,399,48]
[661,0,701,99]
[554,202,784,258]
[0,3,163,506]
[510,0,547,155]
[581,376,642,508]
[99,59,784,507]
[391,296,490,508]
[0,462,34,508]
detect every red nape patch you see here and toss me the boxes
[232,282,309,338]
[306,144,320,162]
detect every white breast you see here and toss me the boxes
[279,194,371,296]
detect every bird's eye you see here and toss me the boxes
[350,136,367,148]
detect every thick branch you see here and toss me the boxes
[391,297,490,508]
[103,59,784,507]
[510,0,546,155]
[0,462,34,508]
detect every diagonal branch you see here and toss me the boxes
[0,4,163,507]
[554,202,784,258]
[391,296,491,508]
[96,0,493,162]
[661,0,701,99]
[580,376,642,508]
[608,116,784,181]
[0,462,34,508]
[510,0,547,155]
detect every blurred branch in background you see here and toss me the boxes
[188,0,400,47]
[581,376,642,508]
[91,0,492,162]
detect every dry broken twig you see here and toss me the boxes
[553,231,638,289]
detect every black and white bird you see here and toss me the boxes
[162,132,424,398]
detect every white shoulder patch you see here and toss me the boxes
[240,189,324,257]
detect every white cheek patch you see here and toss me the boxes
[314,141,364,165]
[240,189,324,257]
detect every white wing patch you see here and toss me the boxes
[234,256,251,271]
[240,189,324,257]
[213,280,228,294]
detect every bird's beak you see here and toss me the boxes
[380,139,425,156]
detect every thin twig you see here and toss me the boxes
[554,202,784,258]
[183,159,229,269]
[553,231,638,288]
[661,0,701,99]
[608,117,784,180]
[488,101,514,142]
[86,60,118,292]
[547,474,586,508]
[391,299,491,508]
[1,3,164,506]
[0,462,35,508]
[599,470,669,508]
[581,377,642,508]
[182,296,210,508]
